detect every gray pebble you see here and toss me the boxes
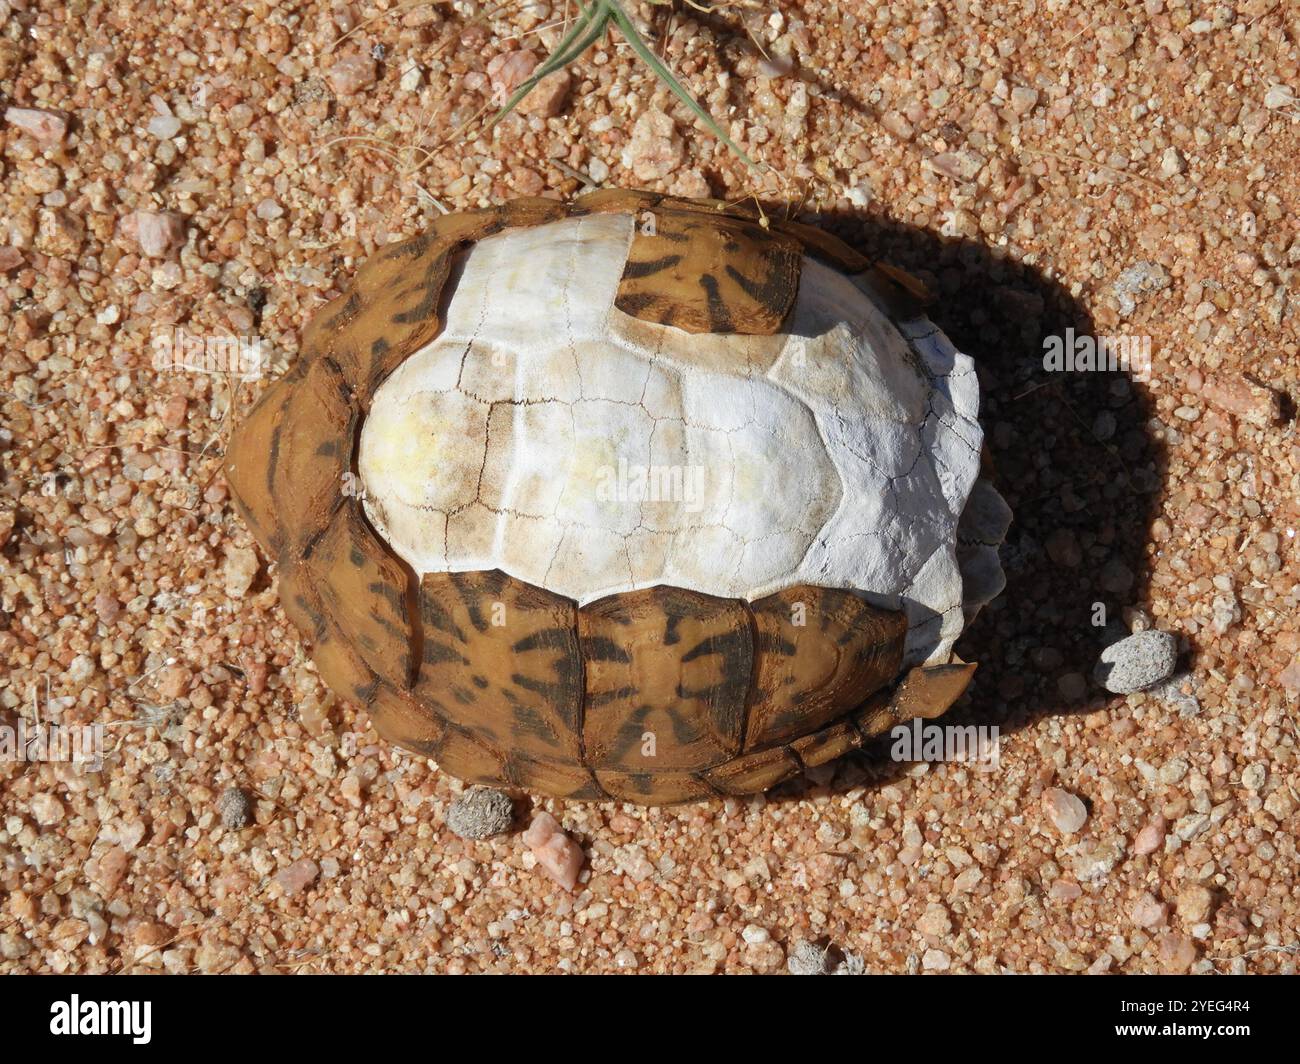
[787,940,831,975]
[1094,630,1178,693]
[218,786,252,830]
[446,786,514,840]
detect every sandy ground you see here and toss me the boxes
[1,0,1297,974]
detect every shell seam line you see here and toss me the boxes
[572,595,590,775]
[737,598,761,756]
[693,771,728,799]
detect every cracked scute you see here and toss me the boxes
[359,213,1004,664]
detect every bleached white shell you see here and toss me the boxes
[358,213,1006,664]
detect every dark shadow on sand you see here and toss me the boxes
[760,206,1167,801]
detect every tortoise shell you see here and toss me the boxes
[224,189,1009,804]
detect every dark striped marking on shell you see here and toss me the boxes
[303,503,413,693]
[614,210,802,334]
[578,586,753,772]
[223,358,353,561]
[417,569,583,762]
[745,586,907,749]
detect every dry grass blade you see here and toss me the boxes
[483,0,762,170]
[486,1,611,133]
[606,1,761,170]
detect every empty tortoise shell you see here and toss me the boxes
[224,189,1010,804]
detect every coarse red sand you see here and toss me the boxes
[0,0,1296,974]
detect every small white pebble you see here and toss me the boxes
[128,210,186,258]
[5,106,69,147]
[1133,815,1167,855]
[275,858,320,895]
[1130,892,1168,929]
[147,114,182,139]
[1160,146,1186,178]
[1264,85,1294,110]
[1009,86,1039,114]
[31,793,65,826]
[400,64,423,92]
[522,812,583,891]
[1042,787,1088,834]
[68,654,95,682]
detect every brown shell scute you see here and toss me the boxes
[705,744,800,797]
[222,190,981,804]
[615,210,801,335]
[771,218,872,275]
[417,570,583,763]
[499,195,571,227]
[596,769,715,805]
[578,586,752,772]
[790,720,863,769]
[887,662,978,723]
[368,682,447,756]
[224,358,352,560]
[855,662,978,739]
[432,724,510,786]
[280,569,380,710]
[744,587,907,750]
[305,502,414,692]
[223,369,294,556]
[508,757,605,802]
